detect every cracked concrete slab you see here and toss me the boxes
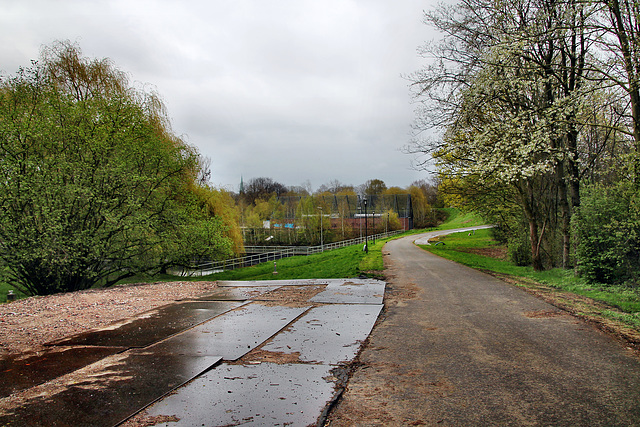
[146,302,311,360]
[49,301,244,348]
[310,280,386,304]
[144,362,337,427]
[262,304,383,365]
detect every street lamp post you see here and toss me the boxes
[364,199,368,253]
[372,210,376,244]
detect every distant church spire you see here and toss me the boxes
[239,176,245,194]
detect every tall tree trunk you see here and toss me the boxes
[529,218,544,272]
[520,182,545,271]
[557,160,571,269]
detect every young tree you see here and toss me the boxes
[243,177,288,205]
[361,179,387,196]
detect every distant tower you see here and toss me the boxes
[239,176,245,194]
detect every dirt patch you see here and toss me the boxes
[525,310,567,319]
[254,285,326,307]
[385,282,420,306]
[122,413,180,427]
[458,246,508,260]
[327,359,456,425]
[340,281,363,286]
[0,281,218,358]
[238,349,304,365]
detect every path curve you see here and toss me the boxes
[328,229,640,426]
[412,224,494,246]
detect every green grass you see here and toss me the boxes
[0,209,493,302]
[198,210,481,283]
[0,267,28,303]
[419,228,640,329]
[0,208,474,302]
[204,233,403,281]
[436,208,486,229]
[205,244,366,281]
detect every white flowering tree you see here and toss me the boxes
[410,0,599,269]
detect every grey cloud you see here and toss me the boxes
[1,0,437,191]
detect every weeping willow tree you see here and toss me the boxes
[0,42,236,295]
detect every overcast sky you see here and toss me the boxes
[1,0,441,192]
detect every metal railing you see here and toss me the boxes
[174,230,403,276]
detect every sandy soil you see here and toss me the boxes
[0,281,218,358]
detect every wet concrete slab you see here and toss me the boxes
[218,279,331,287]
[261,304,384,365]
[0,351,222,427]
[0,346,126,398]
[147,302,311,360]
[144,362,337,426]
[48,301,244,348]
[1,278,386,426]
[310,279,386,304]
[191,286,281,301]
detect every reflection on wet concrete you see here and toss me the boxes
[192,286,281,301]
[147,303,311,360]
[0,351,222,427]
[310,279,386,304]
[146,362,336,427]
[261,304,384,364]
[0,346,125,398]
[49,301,244,348]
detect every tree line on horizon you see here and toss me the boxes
[232,176,442,246]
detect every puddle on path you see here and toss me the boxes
[0,346,126,398]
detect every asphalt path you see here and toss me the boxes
[328,229,640,426]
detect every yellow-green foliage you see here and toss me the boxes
[408,185,434,228]
[192,185,244,255]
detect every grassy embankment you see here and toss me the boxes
[202,232,427,282]
[0,231,417,302]
[419,225,640,341]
